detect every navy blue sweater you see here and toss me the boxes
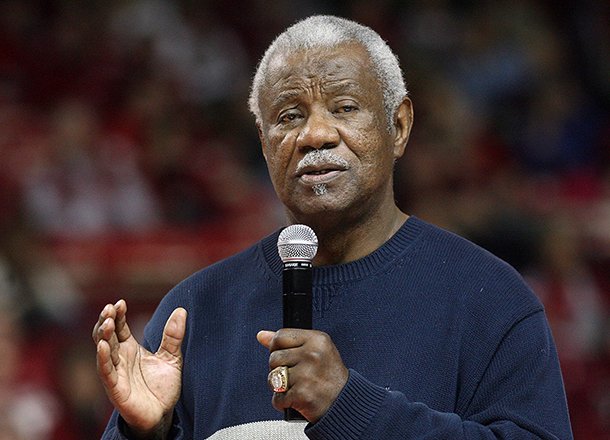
[102,217,572,439]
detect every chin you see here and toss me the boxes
[284,183,363,218]
[287,197,351,224]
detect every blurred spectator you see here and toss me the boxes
[51,342,111,440]
[526,216,609,438]
[22,98,161,236]
[109,0,250,106]
[0,300,60,440]
[0,226,83,328]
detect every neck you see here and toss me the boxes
[288,205,408,266]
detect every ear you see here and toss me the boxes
[257,123,269,162]
[392,97,413,160]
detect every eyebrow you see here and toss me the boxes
[272,90,302,110]
[271,80,365,110]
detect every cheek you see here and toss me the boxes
[353,140,396,189]
[265,136,293,182]
[265,156,283,188]
[351,129,388,166]
[348,112,387,154]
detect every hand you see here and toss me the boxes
[257,329,349,423]
[92,300,187,436]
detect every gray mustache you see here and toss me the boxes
[296,150,349,174]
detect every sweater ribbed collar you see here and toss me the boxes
[261,216,424,286]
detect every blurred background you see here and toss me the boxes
[0,0,608,438]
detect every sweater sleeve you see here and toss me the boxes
[100,408,187,440]
[305,311,573,440]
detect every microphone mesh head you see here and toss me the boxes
[277,224,318,262]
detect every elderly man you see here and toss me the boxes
[94,15,573,439]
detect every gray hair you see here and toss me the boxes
[248,15,407,131]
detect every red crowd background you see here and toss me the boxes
[0,1,608,438]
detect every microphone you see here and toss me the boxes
[277,224,318,421]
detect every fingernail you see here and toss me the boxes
[257,330,275,340]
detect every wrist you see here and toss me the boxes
[122,413,173,440]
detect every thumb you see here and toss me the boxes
[158,307,187,358]
[256,330,276,349]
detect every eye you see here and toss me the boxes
[277,109,302,125]
[334,103,359,114]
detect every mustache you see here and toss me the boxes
[296,149,349,174]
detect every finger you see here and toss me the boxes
[267,365,295,411]
[265,329,311,370]
[157,307,187,359]
[271,378,318,423]
[92,303,117,343]
[256,330,276,349]
[268,328,309,351]
[271,388,294,413]
[99,316,121,367]
[268,347,301,370]
[271,360,346,423]
[113,299,132,343]
[96,339,119,392]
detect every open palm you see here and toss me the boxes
[94,300,187,434]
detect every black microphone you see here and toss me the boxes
[277,224,318,421]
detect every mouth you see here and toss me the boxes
[297,165,347,184]
[295,150,350,185]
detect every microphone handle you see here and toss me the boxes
[282,261,312,421]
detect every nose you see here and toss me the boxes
[296,107,340,151]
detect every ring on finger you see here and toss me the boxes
[268,366,289,393]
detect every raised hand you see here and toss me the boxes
[93,300,187,437]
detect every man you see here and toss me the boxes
[93,15,573,439]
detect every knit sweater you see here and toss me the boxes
[101,216,573,439]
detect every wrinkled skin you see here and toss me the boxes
[258,43,412,264]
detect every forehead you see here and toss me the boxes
[261,43,382,105]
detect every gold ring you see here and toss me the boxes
[268,366,289,393]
